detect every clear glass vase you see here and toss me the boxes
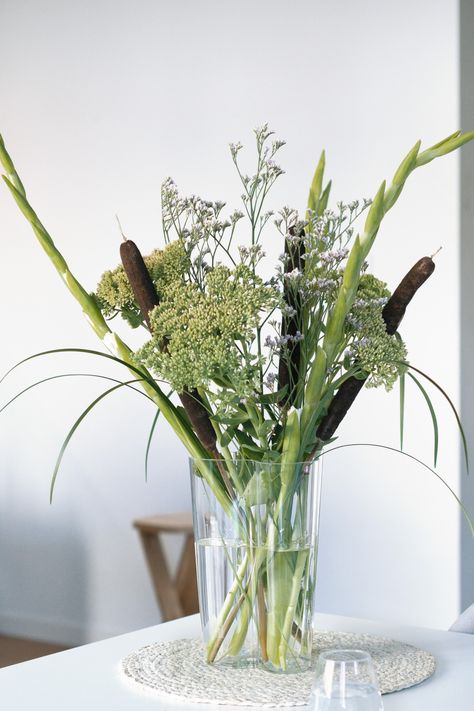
[190,457,322,673]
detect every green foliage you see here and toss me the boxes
[3,125,474,675]
[345,274,407,391]
[96,241,189,327]
[407,371,438,467]
[136,263,278,392]
[2,125,473,488]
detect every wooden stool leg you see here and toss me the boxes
[175,533,199,615]
[138,531,184,621]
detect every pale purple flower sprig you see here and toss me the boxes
[320,247,349,264]
[264,372,278,389]
[264,331,304,350]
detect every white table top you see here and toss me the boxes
[1,613,473,710]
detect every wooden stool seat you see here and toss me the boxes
[133,512,199,622]
[134,511,193,534]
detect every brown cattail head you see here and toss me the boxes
[382,256,435,335]
[314,254,436,447]
[120,240,159,329]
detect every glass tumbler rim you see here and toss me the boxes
[317,648,373,663]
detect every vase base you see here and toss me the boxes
[263,656,312,674]
[209,655,260,670]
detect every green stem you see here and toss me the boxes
[277,548,309,669]
[206,552,250,662]
[225,546,267,657]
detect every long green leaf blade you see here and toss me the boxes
[407,363,468,471]
[407,371,439,467]
[0,373,152,415]
[144,406,164,481]
[320,442,474,537]
[1,348,162,393]
[399,370,405,451]
[50,379,138,502]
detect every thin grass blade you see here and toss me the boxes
[407,363,468,471]
[145,407,161,481]
[399,370,405,451]
[1,347,161,393]
[320,442,474,537]
[50,379,139,502]
[0,373,152,415]
[407,371,439,467]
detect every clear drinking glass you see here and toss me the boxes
[308,649,384,710]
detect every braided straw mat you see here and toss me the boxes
[121,631,436,707]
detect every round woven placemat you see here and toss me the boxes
[121,632,436,707]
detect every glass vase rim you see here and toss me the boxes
[189,456,321,465]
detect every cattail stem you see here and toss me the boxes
[278,228,305,406]
[119,239,235,497]
[312,255,436,452]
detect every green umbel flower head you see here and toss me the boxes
[346,274,407,390]
[136,264,278,392]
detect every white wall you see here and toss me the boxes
[460,0,474,609]
[0,0,463,644]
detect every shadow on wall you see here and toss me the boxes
[0,505,89,647]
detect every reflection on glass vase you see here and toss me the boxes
[190,457,322,673]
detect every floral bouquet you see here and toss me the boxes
[1,125,473,672]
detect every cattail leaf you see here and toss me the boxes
[407,371,439,467]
